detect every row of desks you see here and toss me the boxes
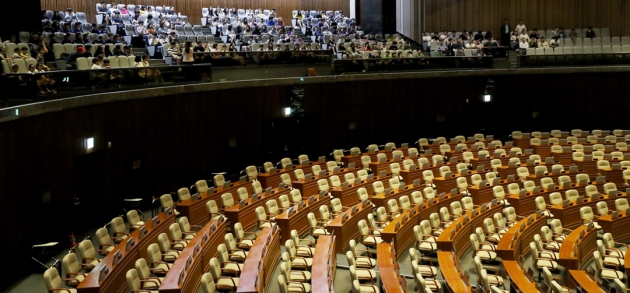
[236,226,281,293]
[78,211,176,293]
[159,217,227,293]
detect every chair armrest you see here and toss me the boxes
[356,248,373,258]
[139,279,160,287]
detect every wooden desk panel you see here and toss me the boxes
[533,145,552,157]
[399,162,459,186]
[503,261,539,293]
[468,179,514,206]
[549,192,628,230]
[380,194,462,253]
[496,214,547,261]
[224,187,291,232]
[436,204,504,257]
[78,211,176,293]
[434,170,488,194]
[311,235,336,293]
[274,195,330,243]
[376,243,406,293]
[177,181,253,226]
[327,202,372,254]
[575,160,599,176]
[598,211,630,243]
[513,137,531,149]
[330,175,391,207]
[159,218,227,293]
[508,182,611,216]
[559,226,597,277]
[570,270,606,293]
[438,251,472,293]
[236,227,281,293]
[552,152,574,165]
[600,168,625,186]
[369,158,404,176]
[370,183,426,210]
[257,161,325,189]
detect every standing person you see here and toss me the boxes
[500,19,511,47]
[182,41,194,64]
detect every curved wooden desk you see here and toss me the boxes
[496,213,547,260]
[497,163,557,180]
[598,210,630,243]
[468,178,516,206]
[78,211,176,293]
[399,162,459,185]
[311,235,336,293]
[569,270,606,293]
[330,174,391,207]
[433,170,489,194]
[437,251,472,293]
[508,182,617,216]
[327,201,372,253]
[237,226,281,293]
[159,217,227,293]
[274,194,331,242]
[376,243,407,293]
[548,191,628,229]
[436,203,504,256]
[503,260,539,293]
[371,183,426,209]
[257,161,325,189]
[558,225,597,273]
[470,153,528,170]
[292,167,359,198]
[380,193,462,253]
[224,186,292,231]
[177,181,252,226]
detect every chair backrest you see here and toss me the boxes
[62,252,82,276]
[549,192,563,205]
[423,186,435,199]
[157,232,172,252]
[492,185,505,199]
[237,187,249,201]
[329,175,341,188]
[580,206,595,222]
[221,193,235,208]
[147,243,163,263]
[178,187,191,201]
[169,223,183,240]
[616,198,629,211]
[160,194,174,210]
[214,174,225,187]
[318,179,330,192]
[110,216,127,235]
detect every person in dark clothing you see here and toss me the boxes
[500,19,511,46]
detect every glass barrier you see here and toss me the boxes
[517,52,630,67]
[332,55,495,74]
[190,50,332,66]
[0,64,213,106]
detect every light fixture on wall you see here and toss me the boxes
[86,137,94,149]
[283,107,291,117]
[483,78,495,102]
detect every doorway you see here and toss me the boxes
[72,150,107,232]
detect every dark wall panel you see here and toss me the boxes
[423,0,630,41]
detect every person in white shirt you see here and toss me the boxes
[519,37,529,55]
[515,20,527,36]
[422,32,432,51]
[518,29,529,42]
[465,39,475,49]
[549,37,559,48]
[539,37,549,48]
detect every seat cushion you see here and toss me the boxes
[229,250,248,262]
[480,243,496,251]
[363,235,383,246]
[475,250,497,261]
[313,228,328,237]
[216,277,239,288]
[604,256,624,267]
[287,282,312,292]
[487,274,504,286]
[291,257,313,269]
[296,246,315,257]
[601,268,624,279]
[356,257,376,268]
[238,239,255,249]
[289,270,312,282]
[536,259,557,269]
[260,222,273,228]
[545,242,561,251]
[488,234,502,243]
[417,265,437,277]
[610,250,626,258]
[356,268,377,280]
[419,241,437,252]
[540,251,559,260]
[184,233,195,240]
[163,250,179,262]
[142,277,163,289]
[224,262,244,273]
[153,263,170,274]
